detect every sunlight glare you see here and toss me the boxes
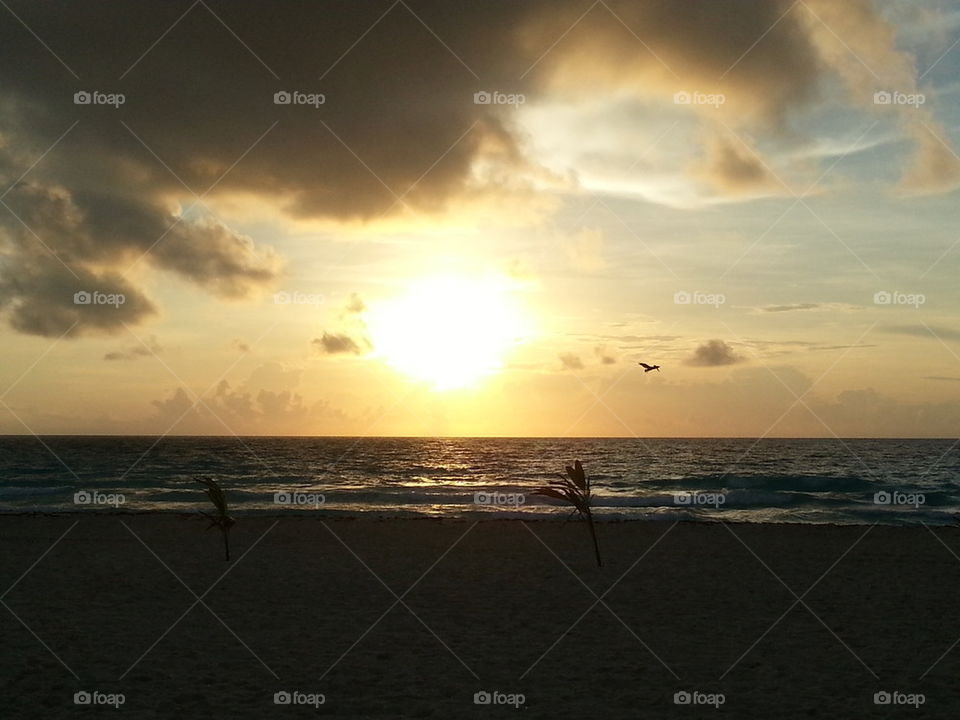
[368,273,528,390]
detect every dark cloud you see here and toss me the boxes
[924,376,960,383]
[0,154,280,336]
[0,256,156,337]
[696,134,779,196]
[686,339,744,367]
[558,352,584,370]
[0,0,939,335]
[521,0,822,128]
[313,332,368,355]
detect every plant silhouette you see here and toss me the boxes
[197,477,235,561]
[536,460,602,566]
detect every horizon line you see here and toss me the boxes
[0,434,955,441]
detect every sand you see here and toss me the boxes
[2,515,959,718]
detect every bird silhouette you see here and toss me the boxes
[638,362,661,372]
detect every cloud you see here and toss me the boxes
[345,293,367,314]
[797,0,960,194]
[149,383,341,435]
[558,352,584,370]
[810,387,960,437]
[0,168,281,336]
[146,361,346,435]
[523,0,823,128]
[686,339,744,367]
[761,303,821,313]
[809,343,877,351]
[924,376,960,383]
[0,0,952,337]
[899,121,960,194]
[883,324,960,342]
[594,344,616,365]
[313,332,368,355]
[0,257,157,337]
[694,133,780,196]
[105,335,162,361]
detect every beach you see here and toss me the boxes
[2,515,959,718]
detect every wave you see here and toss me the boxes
[0,486,64,499]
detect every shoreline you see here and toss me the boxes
[1,509,956,528]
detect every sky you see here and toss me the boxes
[1,0,959,437]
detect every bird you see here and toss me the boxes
[638,362,661,372]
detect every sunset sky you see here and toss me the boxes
[1,0,959,437]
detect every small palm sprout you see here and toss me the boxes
[535,460,602,567]
[196,478,235,561]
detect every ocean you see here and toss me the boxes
[0,436,957,525]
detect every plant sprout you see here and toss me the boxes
[535,460,602,567]
[197,477,235,561]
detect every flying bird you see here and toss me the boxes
[638,362,661,372]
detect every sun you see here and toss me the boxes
[368,273,529,390]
